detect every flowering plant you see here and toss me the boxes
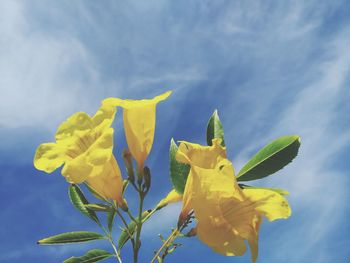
[34,91,300,263]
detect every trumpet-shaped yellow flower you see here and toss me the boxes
[176,138,227,220]
[34,105,124,205]
[103,91,171,172]
[176,140,291,263]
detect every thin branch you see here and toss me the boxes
[116,209,136,248]
[150,230,179,263]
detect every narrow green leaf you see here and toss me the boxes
[69,184,100,224]
[169,138,190,194]
[206,110,225,146]
[84,204,113,212]
[63,249,113,263]
[118,221,136,251]
[38,231,105,245]
[107,209,116,233]
[238,184,289,196]
[237,135,301,181]
[118,211,149,251]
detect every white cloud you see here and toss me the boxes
[0,1,103,130]
[142,203,182,237]
[1,1,349,262]
[230,28,350,262]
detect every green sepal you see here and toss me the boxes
[206,110,225,146]
[69,184,100,224]
[63,249,113,263]
[237,135,301,181]
[169,138,190,194]
[37,231,105,245]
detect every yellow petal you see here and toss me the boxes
[102,91,172,171]
[179,159,238,225]
[242,188,292,221]
[85,128,114,166]
[61,155,92,183]
[196,218,247,256]
[34,143,66,173]
[217,189,289,263]
[91,104,116,133]
[247,217,262,263]
[55,112,93,144]
[179,172,194,222]
[176,138,226,169]
[156,189,183,209]
[86,156,124,204]
[176,141,227,224]
[218,197,261,249]
[187,160,239,213]
[103,90,172,109]
[122,104,155,170]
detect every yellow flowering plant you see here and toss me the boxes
[34,92,300,263]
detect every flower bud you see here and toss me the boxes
[119,198,129,212]
[122,149,135,183]
[122,179,129,195]
[142,166,151,193]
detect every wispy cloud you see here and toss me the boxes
[1,1,350,262]
[228,23,350,263]
[0,1,104,130]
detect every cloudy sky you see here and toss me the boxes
[1,1,349,262]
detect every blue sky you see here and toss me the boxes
[1,1,350,262]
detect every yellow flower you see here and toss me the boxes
[176,139,291,263]
[34,105,124,205]
[103,91,171,172]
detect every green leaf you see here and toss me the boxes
[107,209,116,233]
[118,211,149,251]
[236,135,301,181]
[37,231,105,245]
[69,184,100,224]
[118,222,136,251]
[169,138,190,194]
[84,204,113,212]
[206,110,225,146]
[63,249,113,263]
[238,184,289,196]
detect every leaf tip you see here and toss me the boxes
[296,135,301,143]
[290,134,301,142]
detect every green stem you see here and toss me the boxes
[100,223,123,263]
[142,207,158,223]
[150,229,179,263]
[127,209,138,223]
[117,209,136,248]
[150,211,194,263]
[109,237,123,263]
[133,191,144,263]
